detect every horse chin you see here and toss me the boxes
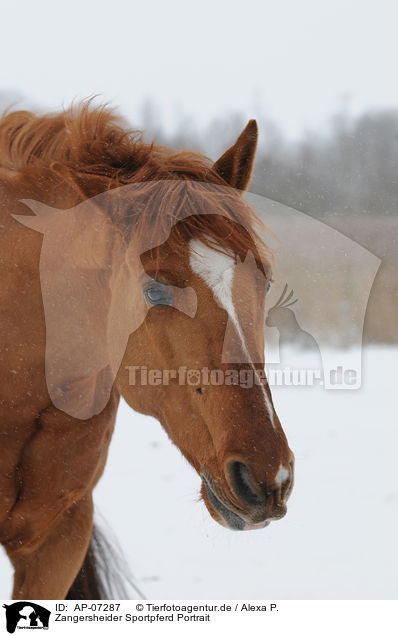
[242,520,271,530]
[200,478,271,532]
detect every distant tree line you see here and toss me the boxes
[139,100,398,218]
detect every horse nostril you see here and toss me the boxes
[228,461,263,507]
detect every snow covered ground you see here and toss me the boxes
[0,347,397,599]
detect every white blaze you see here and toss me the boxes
[189,239,275,427]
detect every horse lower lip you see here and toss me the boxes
[244,520,271,530]
[202,477,246,531]
[203,477,271,532]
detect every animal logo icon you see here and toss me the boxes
[2,602,50,633]
[266,284,322,369]
[187,370,201,385]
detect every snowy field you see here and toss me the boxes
[0,347,397,599]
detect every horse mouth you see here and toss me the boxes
[201,476,270,532]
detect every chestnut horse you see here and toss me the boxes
[0,104,294,599]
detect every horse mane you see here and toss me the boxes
[0,101,271,270]
[0,101,215,181]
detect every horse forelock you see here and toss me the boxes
[115,180,271,277]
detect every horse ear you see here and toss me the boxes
[212,119,258,191]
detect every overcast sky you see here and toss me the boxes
[1,0,397,140]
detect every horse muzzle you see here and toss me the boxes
[201,458,294,531]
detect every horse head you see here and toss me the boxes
[117,123,294,530]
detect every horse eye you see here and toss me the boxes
[144,282,174,306]
[266,279,272,295]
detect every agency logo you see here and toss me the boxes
[2,603,50,633]
[12,181,380,418]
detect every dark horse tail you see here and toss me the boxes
[66,524,143,600]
